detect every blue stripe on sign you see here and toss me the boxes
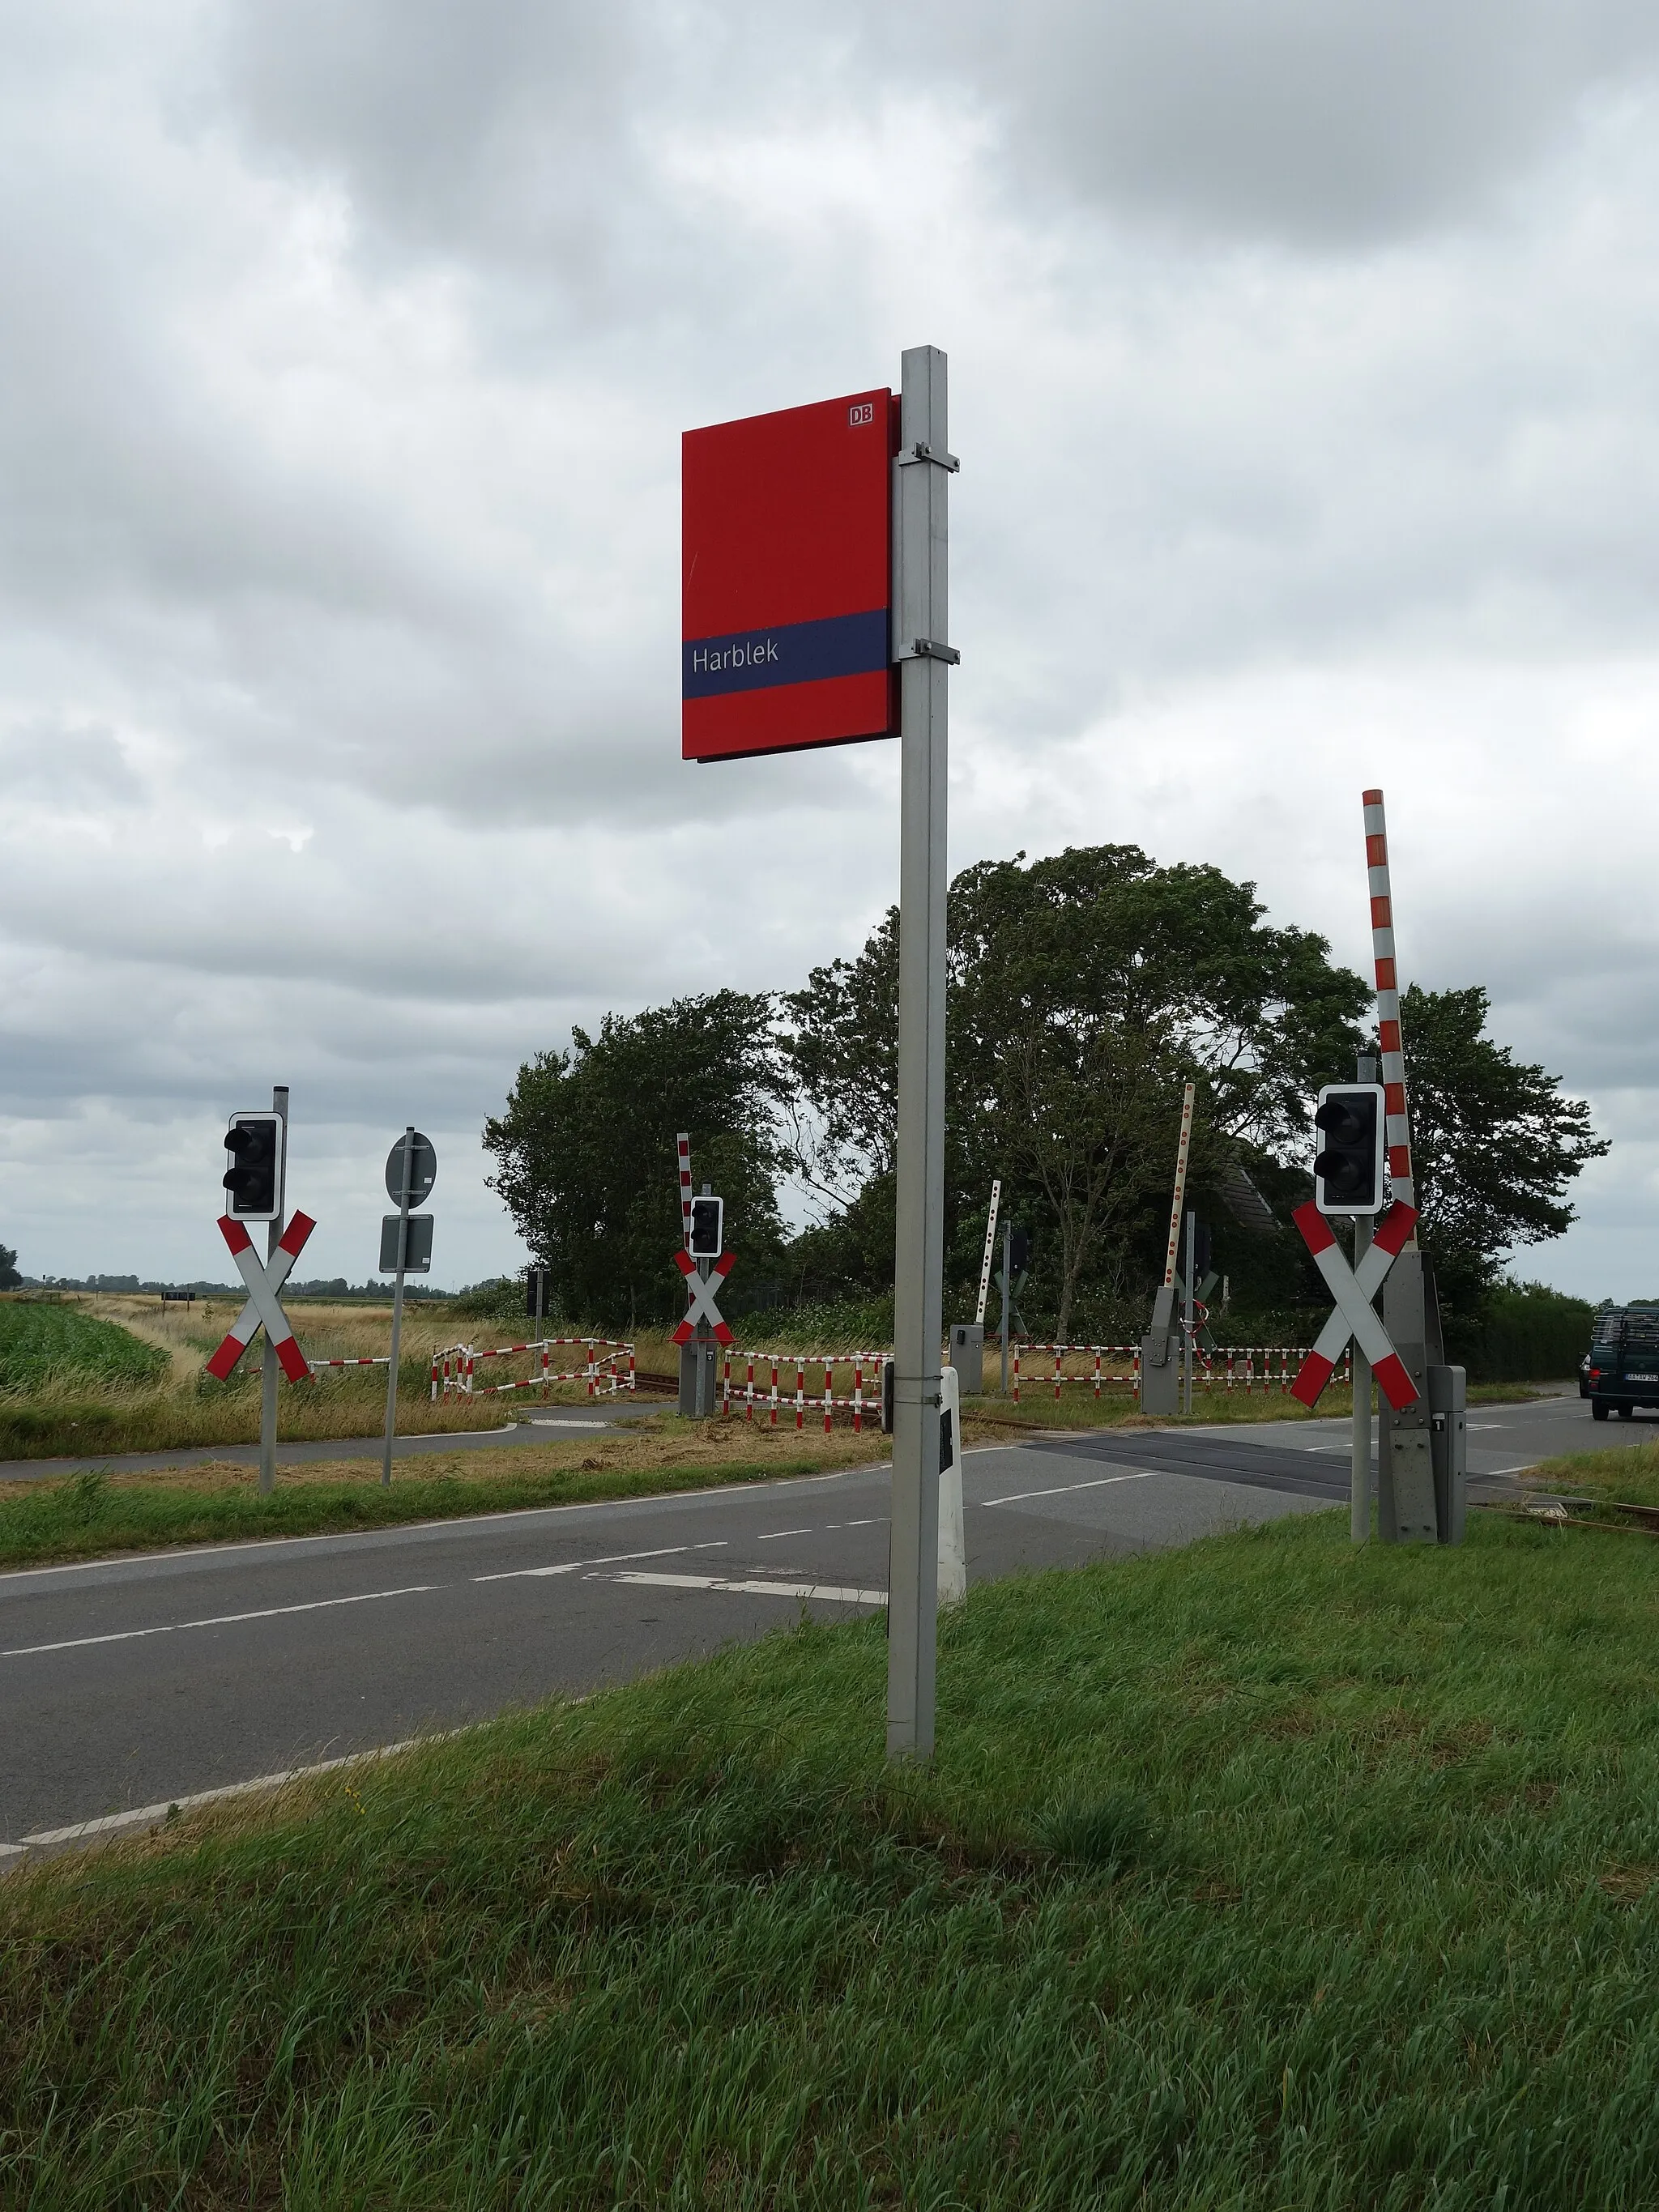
[682,608,889,700]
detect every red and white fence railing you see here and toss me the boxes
[721,1352,890,1433]
[1009,1342,1350,1403]
[430,1336,636,1400]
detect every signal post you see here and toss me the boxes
[682,348,955,1758]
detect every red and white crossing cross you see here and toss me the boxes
[672,1246,736,1345]
[205,1211,317,1383]
[1290,1199,1421,1412]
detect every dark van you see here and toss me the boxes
[1587,1302,1659,1420]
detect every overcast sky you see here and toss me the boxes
[4,0,1659,1298]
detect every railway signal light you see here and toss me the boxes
[222,1111,285,1222]
[1312,1083,1385,1215]
[689,1195,724,1261]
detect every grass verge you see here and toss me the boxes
[1524,1433,1659,1514]
[6,1511,1659,2206]
[0,1420,890,1571]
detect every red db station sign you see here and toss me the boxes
[681,390,898,763]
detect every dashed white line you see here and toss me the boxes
[756,1528,811,1541]
[473,1541,726,1584]
[983,1472,1156,1508]
[2,1583,441,1660]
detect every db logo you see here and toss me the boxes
[847,401,875,427]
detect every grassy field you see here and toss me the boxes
[0,1418,892,1570]
[6,1511,1659,2206]
[0,1294,668,1461]
[1525,1434,1659,1513]
[0,1302,168,1390]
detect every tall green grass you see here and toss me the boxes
[0,1302,166,1390]
[6,1512,1659,2207]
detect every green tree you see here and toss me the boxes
[0,1242,18,1291]
[484,999,787,1327]
[784,846,1370,1339]
[483,992,787,1332]
[1396,984,1608,1317]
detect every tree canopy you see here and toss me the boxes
[484,850,1607,1344]
[785,846,1371,1338]
[483,991,786,1330]
[1397,984,1608,1317]
[0,1242,19,1291]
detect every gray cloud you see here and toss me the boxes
[3,0,1659,1295]
[934,0,1659,244]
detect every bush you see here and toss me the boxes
[1448,1280,1593,1382]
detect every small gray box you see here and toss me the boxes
[1428,1363,1467,1545]
[1139,1333,1179,1414]
[947,1323,983,1393]
[380,1213,433,1274]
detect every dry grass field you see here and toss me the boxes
[0,1293,672,1462]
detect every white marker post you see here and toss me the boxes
[888,343,955,1762]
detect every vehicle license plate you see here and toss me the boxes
[1628,1372,1658,1382]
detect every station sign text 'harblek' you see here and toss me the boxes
[682,389,896,762]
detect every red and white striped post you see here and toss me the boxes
[1363,791,1416,1231]
[1360,788,1439,1544]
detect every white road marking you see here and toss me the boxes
[2,1584,440,1659]
[472,1541,726,1584]
[609,1571,885,1605]
[756,1528,811,1541]
[0,1466,868,1584]
[526,1419,608,1429]
[983,1472,1156,1507]
[11,1737,434,1849]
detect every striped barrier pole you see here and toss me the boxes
[823,1361,834,1436]
[853,1359,864,1433]
[770,1361,778,1430]
[1363,790,1417,1226]
[795,1362,805,1433]
[1012,1347,1021,1404]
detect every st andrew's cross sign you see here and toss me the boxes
[206,1210,316,1383]
[1289,1198,1420,1413]
[682,390,898,763]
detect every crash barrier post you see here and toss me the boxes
[1007,1342,1350,1404]
[719,1350,892,1430]
[429,1336,637,1400]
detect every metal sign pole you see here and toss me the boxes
[1183,1209,1196,1414]
[1000,1220,1012,1395]
[382,1125,415,1488]
[1350,1052,1375,1541]
[258,1083,288,1496]
[887,343,952,1762]
[1363,791,1437,1543]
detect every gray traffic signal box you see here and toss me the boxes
[947,1322,983,1393]
[1140,1284,1180,1416]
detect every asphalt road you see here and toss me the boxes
[0,1391,1610,1860]
[0,1401,666,1485]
